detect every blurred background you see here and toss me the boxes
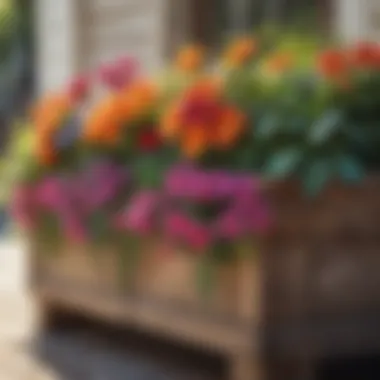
[0,1,380,379]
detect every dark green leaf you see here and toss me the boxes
[256,114,280,139]
[212,241,235,263]
[88,210,109,245]
[133,155,165,189]
[309,109,343,144]
[263,148,303,179]
[337,154,364,183]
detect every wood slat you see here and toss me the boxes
[36,281,255,356]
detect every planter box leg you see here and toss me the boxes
[38,299,80,332]
[230,349,262,380]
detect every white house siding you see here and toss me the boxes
[35,0,170,95]
[335,0,380,43]
[35,0,380,95]
[77,0,169,73]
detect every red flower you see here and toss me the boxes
[138,129,162,151]
[318,49,349,79]
[350,41,380,69]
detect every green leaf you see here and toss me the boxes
[309,109,343,144]
[212,241,235,263]
[303,159,332,197]
[133,155,164,189]
[256,114,280,139]
[196,254,216,302]
[337,154,365,183]
[263,148,303,179]
[117,235,140,292]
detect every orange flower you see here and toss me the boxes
[83,94,125,145]
[83,79,157,146]
[32,93,71,134]
[265,52,294,74]
[224,37,257,68]
[181,124,209,158]
[317,49,349,79]
[35,137,57,166]
[161,103,182,140]
[349,41,380,69]
[31,93,72,166]
[160,80,245,158]
[213,106,245,148]
[118,80,158,120]
[184,78,222,101]
[161,78,221,140]
[176,45,204,72]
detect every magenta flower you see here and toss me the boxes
[233,189,273,235]
[34,178,67,211]
[114,190,160,235]
[216,211,245,240]
[98,56,139,90]
[164,166,272,247]
[33,177,88,243]
[164,212,211,251]
[165,165,262,201]
[72,163,129,212]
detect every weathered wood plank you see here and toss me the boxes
[36,281,255,356]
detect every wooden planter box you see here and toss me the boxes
[31,177,380,380]
[262,177,380,380]
[32,239,262,380]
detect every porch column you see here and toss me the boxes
[35,0,79,95]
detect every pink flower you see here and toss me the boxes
[33,177,88,242]
[217,211,244,240]
[72,163,129,212]
[98,56,139,90]
[165,166,272,244]
[68,74,91,103]
[34,178,68,211]
[164,212,211,251]
[165,165,262,201]
[115,56,139,76]
[115,191,160,235]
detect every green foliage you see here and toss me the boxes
[116,234,142,292]
[0,122,38,204]
[220,33,380,195]
[263,147,303,179]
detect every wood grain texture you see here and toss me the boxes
[262,177,380,379]
[33,240,261,380]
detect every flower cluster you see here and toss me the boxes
[9,34,380,259]
[84,80,158,147]
[31,93,73,165]
[318,42,380,80]
[162,165,271,251]
[12,162,130,243]
[161,79,245,157]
